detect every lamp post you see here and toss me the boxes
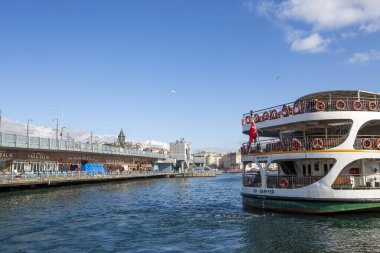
[60,127,66,140]
[27,119,33,137]
[52,119,58,141]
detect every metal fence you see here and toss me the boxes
[0,132,167,159]
[242,97,380,124]
[243,174,323,188]
[241,135,345,154]
[332,175,380,189]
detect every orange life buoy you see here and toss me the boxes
[253,114,260,123]
[293,104,301,115]
[282,106,290,117]
[362,138,372,149]
[291,138,302,150]
[245,116,251,124]
[270,109,278,120]
[352,100,363,111]
[376,138,380,150]
[262,111,270,121]
[314,101,326,111]
[279,177,289,188]
[335,100,346,110]
[368,101,377,111]
[311,138,324,149]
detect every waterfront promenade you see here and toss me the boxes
[0,171,219,191]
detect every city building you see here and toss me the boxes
[169,138,192,173]
[219,152,242,170]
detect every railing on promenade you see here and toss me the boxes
[243,174,323,188]
[0,170,173,183]
[242,97,380,125]
[240,135,345,154]
[0,132,167,159]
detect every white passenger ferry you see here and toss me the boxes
[241,90,380,214]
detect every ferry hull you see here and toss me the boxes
[242,195,380,214]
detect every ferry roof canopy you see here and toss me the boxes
[296,90,380,102]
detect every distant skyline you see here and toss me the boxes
[1,0,380,152]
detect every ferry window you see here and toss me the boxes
[314,164,319,171]
[324,164,328,175]
[330,164,334,169]
[307,164,311,175]
[302,165,306,176]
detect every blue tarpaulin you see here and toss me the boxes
[80,163,105,174]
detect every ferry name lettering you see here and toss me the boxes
[259,189,274,194]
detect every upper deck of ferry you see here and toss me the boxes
[241,90,380,155]
[242,90,380,131]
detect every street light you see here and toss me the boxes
[52,119,58,140]
[27,119,33,137]
[60,126,66,140]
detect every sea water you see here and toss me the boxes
[1,174,379,252]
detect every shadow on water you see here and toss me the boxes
[239,207,380,253]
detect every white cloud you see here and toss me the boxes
[289,32,330,53]
[278,0,380,32]
[347,49,380,64]
[255,0,380,53]
[143,140,169,150]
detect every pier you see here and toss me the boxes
[0,171,220,191]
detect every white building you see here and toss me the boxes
[219,152,242,170]
[169,138,192,172]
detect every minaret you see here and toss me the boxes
[118,129,126,147]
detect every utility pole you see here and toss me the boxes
[52,119,58,141]
[27,119,33,137]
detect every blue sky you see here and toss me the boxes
[1,0,380,152]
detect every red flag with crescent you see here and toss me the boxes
[249,121,257,143]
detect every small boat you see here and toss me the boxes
[240,90,380,214]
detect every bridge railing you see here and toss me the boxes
[0,133,167,159]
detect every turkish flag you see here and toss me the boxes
[249,121,257,143]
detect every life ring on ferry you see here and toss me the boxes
[262,111,270,121]
[293,104,301,115]
[291,138,302,150]
[282,106,290,117]
[245,116,251,124]
[368,101,377,111]
[279,177,289,188]
[270,109,278,120]
[314,101,326,112]
[362,138,373,149]
[376,139,380,150]
[335,100,346,110]
[352,100,363,111]
[311,138,324,150]
[253,114,260,123]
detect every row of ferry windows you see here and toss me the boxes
[301,163,334,176]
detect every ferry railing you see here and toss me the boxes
[332,174,380,189]
[266,176,323,188]
[242,97,380,124]
[240,135,345,154]
[242,174,323,188]
[0,133,168,159]
[354,136,380,150]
